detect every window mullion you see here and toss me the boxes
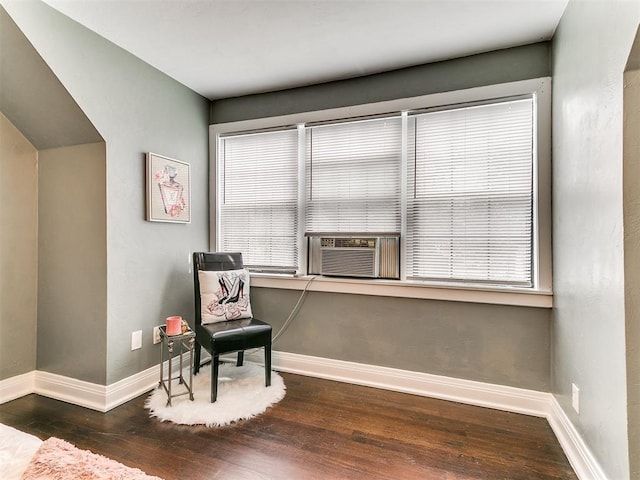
[400,111,408,281]
[297,124,307,275]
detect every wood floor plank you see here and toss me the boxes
[0,372,577,480]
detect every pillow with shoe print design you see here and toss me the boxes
[199,269,253,324]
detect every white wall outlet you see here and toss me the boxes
[131,330,142,350]
[153,326,162,344]
[572,383,580,414]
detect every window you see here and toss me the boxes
[306,116,402,234]
[218,129,299,272]
[407,98,534,286]
[214,80,549,292]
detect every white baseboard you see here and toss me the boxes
[35,370,108,411]
[0,355,189,412]
[267,351,551,417]
[0,350,606,479]
[547,397,607,480]
[0,371,35,404]
[103,362,162,412]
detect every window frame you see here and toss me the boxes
[210,78,552,307]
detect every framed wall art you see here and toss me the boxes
[146,152,191,223]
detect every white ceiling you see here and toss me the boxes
[43,0,568,101]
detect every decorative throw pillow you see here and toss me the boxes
[199,269,252,324]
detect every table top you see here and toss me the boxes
[159,324,195,339]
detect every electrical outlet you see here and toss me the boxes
[131,330,142,350]
[572,383,580,414]
[153,326,162,344]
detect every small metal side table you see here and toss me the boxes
[158,325,196,406]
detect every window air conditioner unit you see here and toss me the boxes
[307,234,400,279]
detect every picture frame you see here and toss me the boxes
[146,152,191,223]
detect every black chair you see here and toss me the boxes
[192,252,272,402]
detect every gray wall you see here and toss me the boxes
[0,113,37,380]
[1,5,106,383]
[211,42,550,123]
[551,1,640,479]
[213,42,553,390]
[624,33,640,480]
[37,143,107,383]
[254,289,550,390]
[3,0,211,384]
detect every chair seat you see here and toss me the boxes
[196,318,272,354]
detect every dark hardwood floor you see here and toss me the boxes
[0,372,577,480]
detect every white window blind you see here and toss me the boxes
[407,98,534,286]
[218,129,299,272]
[305,117,402,233]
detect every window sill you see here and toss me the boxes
[249,274,552,308]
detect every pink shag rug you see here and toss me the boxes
[21,437,162,480]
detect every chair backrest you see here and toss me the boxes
[193,252,244,328]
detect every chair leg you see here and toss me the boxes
[211,355,219,403]
[194,343,202,375]
[265,344,271,387]
[237,351,244,366]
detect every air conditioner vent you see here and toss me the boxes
[322,249,376,277]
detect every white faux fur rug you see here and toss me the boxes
[145,362,285,427]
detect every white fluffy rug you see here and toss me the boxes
[145,362,285,427]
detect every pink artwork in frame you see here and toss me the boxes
[146,152,191,223]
